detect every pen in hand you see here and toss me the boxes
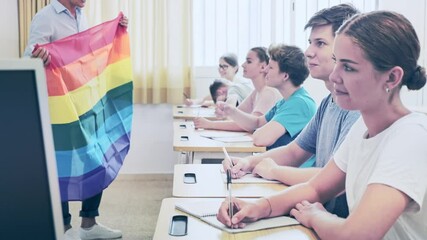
[183,92,189,99]
[223,147,236,178]
[226,169,233,221]
[222,147,234,168]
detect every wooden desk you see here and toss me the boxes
[173,105,218,120]
[153,198,319,240]
[173,122,266,163]
[173,164,286,198]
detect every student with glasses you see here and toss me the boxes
[185,53,254,107]
[194,47,282,130]
[215,44,316,150]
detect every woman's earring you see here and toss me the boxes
[385,86,391,93]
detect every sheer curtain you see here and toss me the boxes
[192,0,378,66]
[17,0,50,57]
[85,0,192,104]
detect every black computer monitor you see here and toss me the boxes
[0,59,63,239]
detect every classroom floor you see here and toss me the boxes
[69,174,173,240]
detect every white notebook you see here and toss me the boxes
[213,135,253,143]
[175,200,299,233]
[198,130,249,138]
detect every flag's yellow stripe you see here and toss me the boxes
[48,58,132,124]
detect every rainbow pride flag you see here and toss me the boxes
[35,13,133,201]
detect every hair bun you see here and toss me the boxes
[406,65,426,90]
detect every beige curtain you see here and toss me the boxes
[18,0,50,57]
[85,0,192,104]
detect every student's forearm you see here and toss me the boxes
[206,121,245,131]
[225,95,238,107]
[271,166,322,186]
[268,143,313,167]
[310,212,350,240]
[228,110,260,132]
[244,154,267,171]
[269,183,320,217]
[245,146,300,171]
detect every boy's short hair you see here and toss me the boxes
[209,79,227,103]
[304,3,360,35]
[268,44,309,87]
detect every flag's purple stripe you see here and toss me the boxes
[58,133,131,201]
[55,106,132,177]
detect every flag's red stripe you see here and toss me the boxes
[45,33,130,96]
[37,12,125,68]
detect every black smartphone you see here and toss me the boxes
[183,173,196,184]
[169,215,188,236]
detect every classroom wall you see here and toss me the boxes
[0,0,19,58]
[379,0,427,107]
[120,104,179,174]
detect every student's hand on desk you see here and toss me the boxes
[184,98,193,106]
[215,101,234,118]
[193,117,211,129]
[252,158,278,180]
[216,94,227,102]
[217,197,261,228]
[32,47,51,66]
[201,100,215,107]
[290,200,328,228]
[222,157,250,179]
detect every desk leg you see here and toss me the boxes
[179,152,194,164]
[179,152,187,164]
[190,151,195,164]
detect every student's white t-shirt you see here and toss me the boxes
[226,77,254,106]
[237,86,281,115]
[334,113,427,240]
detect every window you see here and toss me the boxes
[192,0,377,66]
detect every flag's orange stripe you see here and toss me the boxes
[38,12,124,68]
[46,33,130,96]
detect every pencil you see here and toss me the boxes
[222,147,234,167]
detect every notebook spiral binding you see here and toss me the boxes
[200,213,217,217]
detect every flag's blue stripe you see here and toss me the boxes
[51,82,133,150]
[55,105,132,177]
[58,133,131,201]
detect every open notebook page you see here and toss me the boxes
[175,200,299,233]
[198,130,249,138]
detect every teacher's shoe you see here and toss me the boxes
[79,223,122,240]
[64,228,80,240]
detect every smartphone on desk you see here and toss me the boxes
[169,215,188,236]
[183,173,197,184]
